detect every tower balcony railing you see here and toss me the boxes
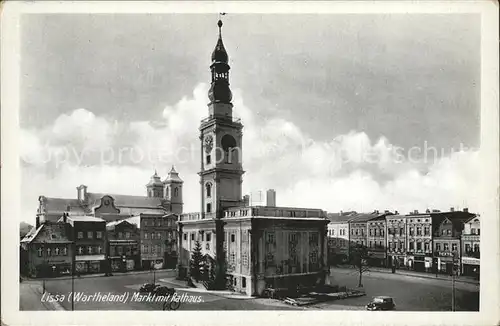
[200,115,242,125]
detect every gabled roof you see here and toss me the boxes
[106,219,135,230]
[20,222,72,244]
[40,197,87,215]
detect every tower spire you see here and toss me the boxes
[208,17,232,105]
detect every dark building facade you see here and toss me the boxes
[20,221,74,278]
[58,215,107,274]
[366,214,388,267]
[106,220,140,272]
[461,215,480,277]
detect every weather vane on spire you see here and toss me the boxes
[217,13,226,36]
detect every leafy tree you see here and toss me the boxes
[350,244,371,288]
[189,241,204,282]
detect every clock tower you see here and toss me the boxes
[199,20,244,218]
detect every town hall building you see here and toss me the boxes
[177,20,329,297]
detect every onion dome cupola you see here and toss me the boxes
[208,20,233,104]
[146,170,164,198]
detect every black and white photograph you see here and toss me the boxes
[1,1,499,326]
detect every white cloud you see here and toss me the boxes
[20,83,481,224]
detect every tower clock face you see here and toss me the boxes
[204,135,214,153]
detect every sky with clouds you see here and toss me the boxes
[20,13,481,224]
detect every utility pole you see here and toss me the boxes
[451,253,456,312]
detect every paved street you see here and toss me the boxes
[20,268,479,311]
[21,270,299,311]
[325,267,479,311]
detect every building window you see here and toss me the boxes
[206,243,210,250]
[97,246,102,254]
[144,233,149,239]
[424,227,429,236]
[409,242,414,250]
[436,243,441,251]
[452,243,457,252]
[230,253,236,265]
[465,243,471,252]
[206,233,211,242]
[231,234,236,243]
[416,242,422,251]
[191,233,195,241]
[96,231,102,239]
[183,234,187,241]
[37,247,43,257]
[87,231,93,239]
[416,227,422,236]
[78,232,83,239]
[473,244,479,252]
[409,228,414,236]
[369,229,373,236]
[206,155,211,164]
[87,246,92,254]
[47,248,52,256]
[151,233,155,240]
[400,228,404,236]
[242,277,246,288]
[399,241,404,250]
[78,246,84,255]
[443,243,449,251]
[118,232,123,239]
[369,241,373,248]
[471,228,476,235]
[442,230,446,235]
[424,242,430,251]
[206,183,212,198]
[447,229,451,236]
[174,188,179,197]
[157,232,161,239]
[477,229,480,235]
[166,187,169,198]
[125,232,130,239]
[206,203,212,213]
[55,247,60,255]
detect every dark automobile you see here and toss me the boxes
[366,296,396,311]
[139,283,160,293]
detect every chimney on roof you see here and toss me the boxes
[77,185,88,202]
[413,210,418,214]
[384,210,389,214]
[266,189,276,207]
[35,215,40,229]
[394,210,399,215]
[450,207,455,212]
[63,212,68,223]
[463,208,469,213]
[426,209,430,213]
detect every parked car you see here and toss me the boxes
[139,283,160,293]
[366,296,396,311]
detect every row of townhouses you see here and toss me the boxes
[20,167,183,278]
[327,208,480,277]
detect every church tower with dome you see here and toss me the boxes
[199,19,245,218]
